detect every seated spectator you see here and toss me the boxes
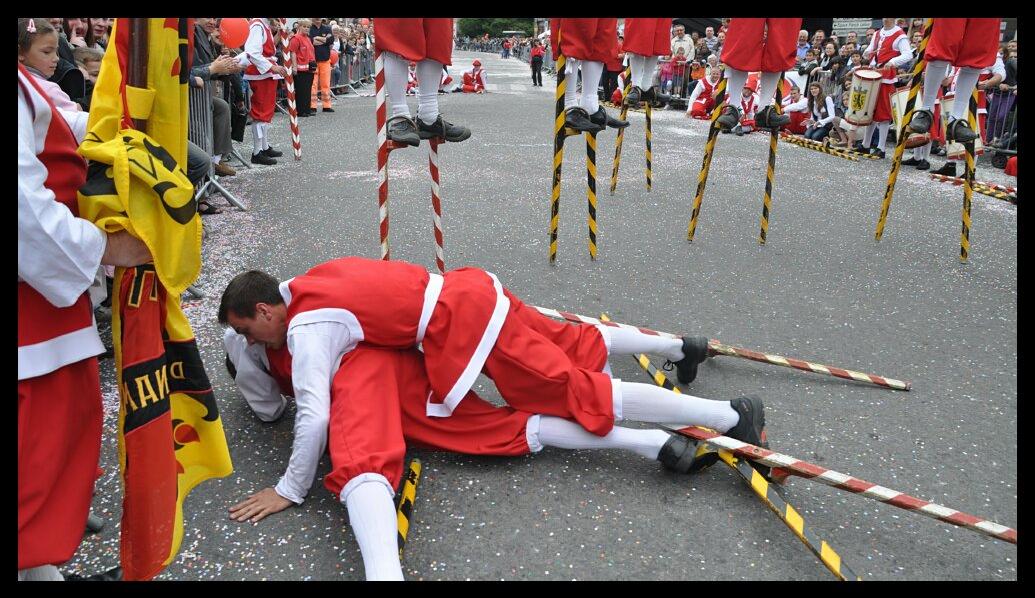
[19,19,81,112]
[190,18,242,180]
[826,90,858,148]
[727,80,759,136]
[802,81,837,142]
[780,85,809,134]
[454,59,487,93]
[685,65,723,120]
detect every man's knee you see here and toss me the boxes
[186,141,209,185]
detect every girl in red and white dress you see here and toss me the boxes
[459,59,487,93]
[858,17,913,158]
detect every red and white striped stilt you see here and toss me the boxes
[278,19,301,160]
[929,174,1017,195]
[374,48,447,267]
[660,423,1016,544]
[375,49,393,260]
[529,305,911,391]
[428,138,445,273]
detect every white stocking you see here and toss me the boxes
[580,60,604,114]
[920,60,950,110]
[597,325,684,361]
[616,380,739,431]
[564,58,580,110]
[724,68,748,105]
[950,67,981,122]
[641,56,659,89]
[343,479,404,581]
[384,51,412,119]
[251,122,264,155]
[532,415,671,460]
[757,71,782,107]
[627,53,647,89]
[416,59,443,124]
[876,121,891,151]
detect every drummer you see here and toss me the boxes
[858,18,913,159]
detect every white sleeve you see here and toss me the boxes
[889,36,913,68]
[817,96,836,125]
[58,108,89,143]
[991,55,1006,79]
[273,320,353,504]
[238,23,273,73]
[224,328,288,422]
[687,80,704,107]
[863,36,877,61]
[18,92,106,308]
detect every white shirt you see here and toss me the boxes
[864,27,913,69]
[809,95,837,126]
[18,78,104,309]
[670,35,694,62]
[782,96,809,113]
[237,20,279,80]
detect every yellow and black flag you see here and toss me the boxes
[76,18,232,581]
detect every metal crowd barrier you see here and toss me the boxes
[984,87,1017,169]
[188,80,246,210]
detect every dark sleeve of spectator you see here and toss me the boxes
[50,60,86,104]
[77,79,94,112]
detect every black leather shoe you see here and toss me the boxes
[907,108,934,134]
[716,105,741,131]
[624,85,642,107]
[417,115,472,142]
[756,105,790,129]
[657,434,718,474]
[387,116,420,147]
[251,152,277,165]
[642,86,672,106]
[64,566,122,581]
[322,107,335,113]
[589,106,629,129]
[946,118,980,144]
[664,336,710,384]
[870,148,886,159]
[725,396,772,479]
[263,146,284,158]
[901,156,921,166]
[931,162,958,176]
[915,159,931,170]
[564,107,603,133]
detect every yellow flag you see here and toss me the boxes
[76,18,233,581]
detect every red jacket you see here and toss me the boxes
[287,33,316,70]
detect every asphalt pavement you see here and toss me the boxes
[68,50,1017,581]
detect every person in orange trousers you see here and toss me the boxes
[310,17,334,112]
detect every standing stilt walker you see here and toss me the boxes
[551,19,630,134]
[688,18,798,242]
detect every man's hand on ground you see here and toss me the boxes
[229,487,294,523]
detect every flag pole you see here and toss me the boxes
[127,18,150,131]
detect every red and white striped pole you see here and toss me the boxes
[530,305,911,391]
[278,19,301,160]
[428,138,445,273]
[375,49,391,260]
[662,423,1016,544]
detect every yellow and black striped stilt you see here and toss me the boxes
[961,90,978,262]
[779,134,861,161]
[688,77,729,241]
[605,316,861,582]
[396,458,422,558]
[645,103,653,192]
[549,49,567,264]
[586,131,598,259]
[610,67,632,195]
[876,18,934,241]
[759,74,785,244]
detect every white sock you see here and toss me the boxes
[861,123,875,148]
[920,60,950,110]
[251,122,264,155]
[212,153,222,164]
[916,141,931,161]
[534,415,671,460]
[343,480,405,581]
[416,59,443,124]
[384,52,412,119]
[641,56,659,90]
[601,325,684,361]
[757,71,781,107]
[260,123,271,151]
[950,67,981,122]
[564,58,580,110]
[617,380,739,431]
[17,565,64,581]
[580,60,603,114]
[724,68,748,105]
[876,121,890,151]
[628,53,646,90]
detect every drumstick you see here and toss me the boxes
[875,19,935,241]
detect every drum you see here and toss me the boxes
[941,94,985,159]
[845,69,882,126]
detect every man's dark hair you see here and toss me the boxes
[218,270,284,324]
